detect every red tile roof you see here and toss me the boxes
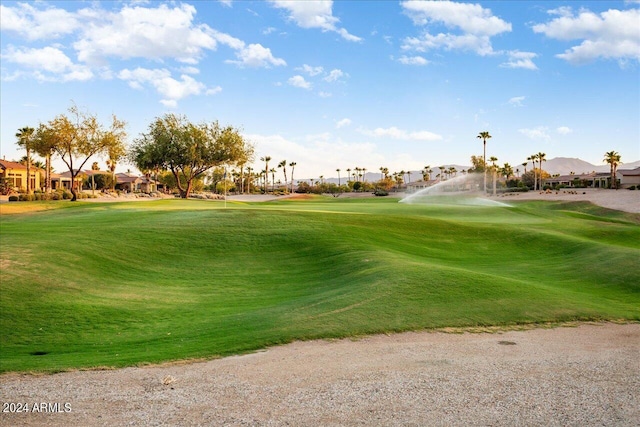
[0,160,27,170]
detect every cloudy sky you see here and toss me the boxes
[1,0,639,179]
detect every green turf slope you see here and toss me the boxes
[1,197,638,372]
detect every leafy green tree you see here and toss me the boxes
[15,126,35,194]
[41,104,127,201]
[130,114,250,198]
[603,151,622,189]
[84,173,115,191]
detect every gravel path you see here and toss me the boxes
[1,323,638,426]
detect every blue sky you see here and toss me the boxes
[1,0,639,179]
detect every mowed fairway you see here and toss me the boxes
[1,197,639,373]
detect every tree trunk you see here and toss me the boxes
[184,180,193,198]
[493,169,497,196]
[482,141,486,194]
[290,168,295,193]
[46,154,51,193]
[70,177,78,201]
[26,148,31,194]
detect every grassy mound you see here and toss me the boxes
[1,198,638,372]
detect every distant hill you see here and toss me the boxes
[543,157,640,175]
[305,158,640,183]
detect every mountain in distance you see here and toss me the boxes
[542,157,640,176]
[309,158,640,183]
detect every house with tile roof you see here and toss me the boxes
[0,159,41,192]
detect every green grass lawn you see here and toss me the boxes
[1,196,639,373]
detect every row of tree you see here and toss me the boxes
[16,106,253,200]
[15,111,625,202]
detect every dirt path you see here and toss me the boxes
[1,323,638,426]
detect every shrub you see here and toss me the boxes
[628,185,637,190]
[373,188,389,197]
[18,194,35,201]
[8,195,18,202]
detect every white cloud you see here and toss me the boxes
[74,4,217,65]
[519,126,551,141]
[508,96,526,107]
[358,126,443,141]
[501,51,539,70]
[1,46,93,81]
[324,69,347,82]
[398,55,429,65]
[297,64,324,76]
[336,118,352,128]
[118,67,218,106]
[400,0,511,56]
[318,91,332,98]
[556,126,573,135]
[288,75,312,90]
[227,43,286,68]
[269,0,362,42]
[0,3,79,41]
[180,66,200,75]
[533,8,640,65]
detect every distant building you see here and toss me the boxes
[544,172,619,189]
[619,167,640,188]
[115,173,160,193]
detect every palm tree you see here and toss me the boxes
[336,168,341,186]
[16,126,35,193]
[33,124,57,193]
[278,160,287,191]
[105,137,126,192]
[537,152,547,190]
[362,168,367,182]
[521,161,528,175]
[346,168,351,183]
[406,170,411,184]
[289,161,296,193]
[246,166,252,193]
[528,154,537,190]
[489,156,498,196]
[603,151,622,189]
[502,163,513,180]
[423,165,431,181]
[477,131,492,194]
[91,161,100,195]
[270,168,276,191]
[260,156,271,193]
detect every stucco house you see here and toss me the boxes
[619,167,640,188]
[0,159,41,192]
